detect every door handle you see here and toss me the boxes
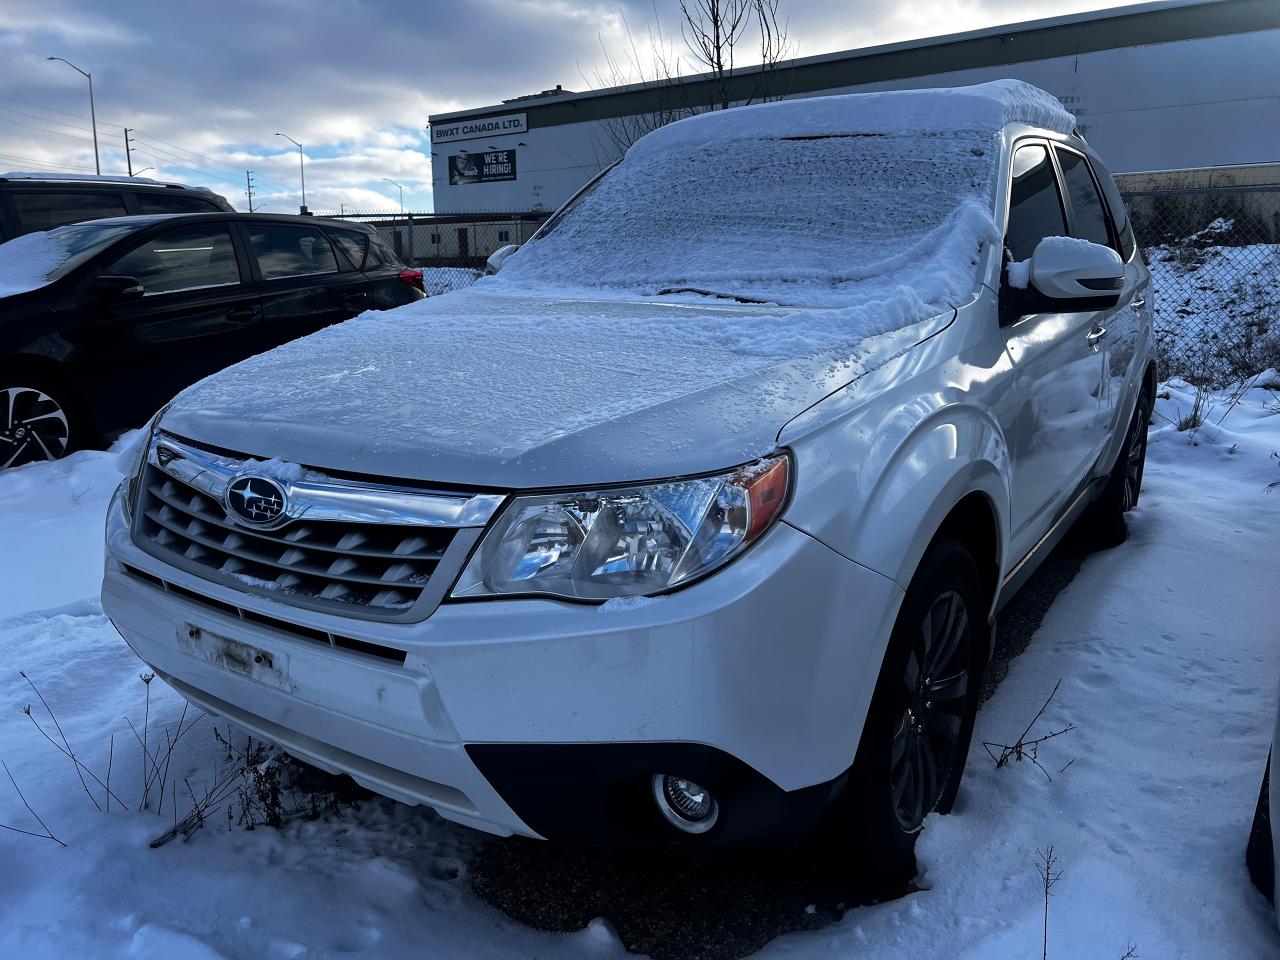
[1130,297,1146,311]
[342,291,368,306]
[225,305,259,323]
[1086,326,1107,348]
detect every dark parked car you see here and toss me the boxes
[0,172,234,242]
[0,213,425,468]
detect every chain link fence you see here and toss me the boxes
[1123,184,1280,388]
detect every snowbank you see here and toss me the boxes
[0,231,67,298]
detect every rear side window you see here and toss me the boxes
[1005,144,1067,262]
[106,224,241,295]
[247,225,338,280]
[365,233,403,269]
[1055,149,1114,251]
[136,192,223,215]
[11,191,128,232]
[1089,155,1137,261]
[328,229,369,269]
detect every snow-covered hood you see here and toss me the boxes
[161,287,953,489]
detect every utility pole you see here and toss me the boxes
[124,128,133,176]
[245,170,256,212]
[47,57,99,174]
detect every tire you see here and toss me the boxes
[0,374,87,470]
[822,539,988,885]
[1247,755,1275,903]
[1085,391,1149,545]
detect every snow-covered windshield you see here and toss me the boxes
[498,81,1076,309]
[0,220,143,297]
[502,128,1000,307]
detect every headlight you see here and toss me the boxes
[452,455,789,601]
[116,410,163,521]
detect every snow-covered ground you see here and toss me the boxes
[1,376,1278,959]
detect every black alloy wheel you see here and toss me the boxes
[0,385,72,469]
[1086,391,1150,545]
[1120,398,1148,512]
[891,589,972,832]
[821,538,986,885]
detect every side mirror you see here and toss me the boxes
[1017,238,1124,301]
[485,244,519,274]
[94,275,145,301]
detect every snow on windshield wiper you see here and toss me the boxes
[655,287,772,305]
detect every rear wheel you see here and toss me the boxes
[1085,392,1149,544]
[824,539,987,884]
[0,380,81,469]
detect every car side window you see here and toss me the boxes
[12,191,128,232]
[136,193,224,215]
[1089,155,1137,262]
[365,233,402,270]
[328,229,369,270]
[1055,148,1115,251]
[1005,144,1068,263]
[105,224,241,295]
[248,225,339,280]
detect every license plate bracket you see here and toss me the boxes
[179,623,291,691]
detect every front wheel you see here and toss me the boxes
[0,380,81,470]
[822,539,987,884]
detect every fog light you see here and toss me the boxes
[652,774,719,834]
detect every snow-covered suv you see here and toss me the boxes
[102,81,1154,874]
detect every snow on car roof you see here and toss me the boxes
[625,79,1076,161]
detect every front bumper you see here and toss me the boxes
[102,487,903,844]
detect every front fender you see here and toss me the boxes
[783,395,1012,600]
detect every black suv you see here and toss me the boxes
[0,213,425,468]
[0,173,234,242]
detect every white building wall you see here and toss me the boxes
[432,28,1280,215]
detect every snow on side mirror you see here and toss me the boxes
[486,244,519,274]
[1009,237,1124,301]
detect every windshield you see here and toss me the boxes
[500,129,1000,308]
[0,219,146,297]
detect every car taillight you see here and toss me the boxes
[398,269,425,293]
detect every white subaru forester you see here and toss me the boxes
[102,80,1154,877]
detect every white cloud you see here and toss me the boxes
[0,0,1154,213]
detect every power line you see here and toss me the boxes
[0,114,100,145]
[0,152,94,173]
[0,104,97,136]
[0,93,314,199]
[0,93,291,191]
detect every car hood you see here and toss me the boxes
[161,286,951,489]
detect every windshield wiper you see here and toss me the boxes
[655,286,771,305]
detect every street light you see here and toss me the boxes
[135,166,154,176]
[275,132,306,213]
[47,57,99,175]
[381,178,404,214]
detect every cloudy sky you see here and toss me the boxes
[0,0,1151,213]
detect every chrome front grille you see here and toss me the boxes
[132,434,504,621]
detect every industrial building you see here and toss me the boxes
[427,0,1280,216]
